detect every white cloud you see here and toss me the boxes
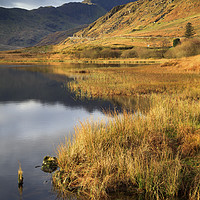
[0,0,81,10]
[12,2,37,10]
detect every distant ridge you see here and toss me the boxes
[82,0,137,11]
[0,2,106,49]
[0,0,140,50]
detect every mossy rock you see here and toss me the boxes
[41,156,58,173]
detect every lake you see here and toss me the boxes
[0,64,118,200]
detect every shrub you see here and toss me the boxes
[165,38,200,58]
[173,38,181,47]
[121,48,138,58]
[121,47,165,59]
[135,47,164,59]
[80,48,100,59]
[99,48,121,58]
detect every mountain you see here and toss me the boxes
[82,0,137,11]
[74,0,200,39]
[36,25,88,46]
[0,2,106,50]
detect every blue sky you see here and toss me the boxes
[0,0,81,10]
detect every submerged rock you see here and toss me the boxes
[41,156,58,173]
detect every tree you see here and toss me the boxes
[184,22,195,38]
[173,38,181,47]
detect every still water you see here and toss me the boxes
[0,65,117,200]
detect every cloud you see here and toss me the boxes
[0,0,81,10]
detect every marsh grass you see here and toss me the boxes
[54,95,200,199]
[68,65,200,102]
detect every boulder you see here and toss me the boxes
[41,156,58,173]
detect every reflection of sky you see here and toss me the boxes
[0,66,116,200]
[0,100,106,200]
[0,100,105,139]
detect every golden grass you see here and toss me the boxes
[67,64,200,104]
[54,95,200,199]
[161,54,200,72]
[52,63,200,199]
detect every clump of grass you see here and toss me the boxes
[18,161,23,186]
[54,95,200,199]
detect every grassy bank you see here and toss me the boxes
[54,95,200,199]
[52,64,200,199]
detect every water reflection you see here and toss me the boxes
[0,65,116,200]
[0,67,116,112]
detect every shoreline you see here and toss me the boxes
[52,63,200,199]
[0,55,199,73]
[0,58,165,66]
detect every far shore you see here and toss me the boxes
[0,55,199,73]
[0,57,166,66]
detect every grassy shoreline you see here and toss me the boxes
[54,95,200,200]
[0,56,165,65]
[51,64,200,199]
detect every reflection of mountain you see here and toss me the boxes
[0,67,117,113]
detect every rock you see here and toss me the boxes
[41,156,58,173]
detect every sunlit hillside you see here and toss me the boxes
[53,0,200,51]
[75,0,200,38]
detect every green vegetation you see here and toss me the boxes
[53,64,200,199]
[173,38,181,47]
[185,22,196,38]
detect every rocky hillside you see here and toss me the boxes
[75,0,200,38]
[36,25,88,46]
[0,2,106,49]
[82,0,137,11]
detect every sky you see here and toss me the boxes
[0,0,81,10]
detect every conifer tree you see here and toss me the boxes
[185,22,195,38]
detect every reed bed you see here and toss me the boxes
[68,65,200,102]
[54,94,200,199]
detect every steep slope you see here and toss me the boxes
[0,3,106,49]
[36,25,88,46]
[75,0,200,38]
[82,0,137,11]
